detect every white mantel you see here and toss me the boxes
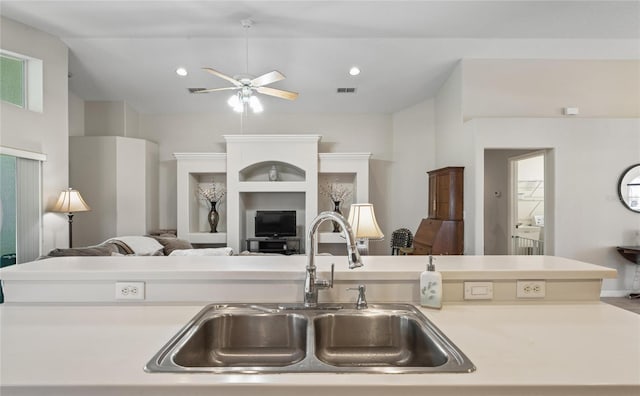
[225,135,320,252]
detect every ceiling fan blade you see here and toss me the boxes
[256,86,299,101]
[251,70,285,87]
[190,87,239,94]
[202,67,242,87]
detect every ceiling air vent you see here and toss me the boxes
[336,87,357,94]
[188,88,205,93]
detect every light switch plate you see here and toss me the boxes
[464,281,493,300]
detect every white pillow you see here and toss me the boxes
[169,247,234,256]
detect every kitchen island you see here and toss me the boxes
[0,255,638,395]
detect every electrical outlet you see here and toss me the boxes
[115,282,145,300]
[516,280,546,299]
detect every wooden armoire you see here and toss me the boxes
[412,167,464,255]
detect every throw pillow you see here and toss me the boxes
[150,236,193,255]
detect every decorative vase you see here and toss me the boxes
[332,200,342,232]
[208,201,219,233]
[268,165,278,181]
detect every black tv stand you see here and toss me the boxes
[245,237,301,255]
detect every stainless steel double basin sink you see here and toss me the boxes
[145,303,475,374]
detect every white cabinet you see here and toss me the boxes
[70,136,158,247]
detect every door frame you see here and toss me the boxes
[508,150,547,255]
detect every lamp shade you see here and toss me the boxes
[347,203,384,240]
[52,188,91,213]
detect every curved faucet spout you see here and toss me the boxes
[307,211,363,270]
[303,211,363,307]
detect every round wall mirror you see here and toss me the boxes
[618,163,640,213]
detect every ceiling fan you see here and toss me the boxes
[190,19,298,113]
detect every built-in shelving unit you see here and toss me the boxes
[174,153,227,245]
[174,137,371,254]
[225,135,319,254]
[317,153,371,245]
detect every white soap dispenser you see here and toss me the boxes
[420,255,442,309]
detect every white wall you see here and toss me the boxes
[70,136,159,247]
[68,92,85,137]
[124,102,140,138]
[434,62,476,253]
[84,100,140,137]
[115,137,147,236]
[434,59,640,293]
[138,112,394,254]
[470,118,640,292]
[463,60,640,119]
[69,137,118,246]
[390,99,436,233]
[84,101,125,136]
[0,17,69,252]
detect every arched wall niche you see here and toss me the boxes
[239,161,306,182]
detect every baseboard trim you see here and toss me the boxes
[600,290,631,298]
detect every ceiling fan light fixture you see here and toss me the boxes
[228,93,244,112]
[249,95,263,113]
[227,93,240,107]
[194,19,297,115]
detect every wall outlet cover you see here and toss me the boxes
[115,281,145,300]
[516,280,546,298]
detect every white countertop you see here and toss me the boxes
[0,255,636,395]
[0,255,617,281]
[0,302,638,395]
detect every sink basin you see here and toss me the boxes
[145,303,475,374]
[314,313,447,367]
[174,313,307,367]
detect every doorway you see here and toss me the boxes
[484,149,552,255]
[508,151,545,255]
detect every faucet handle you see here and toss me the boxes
[315,263,334,289]
[347,284,368,310]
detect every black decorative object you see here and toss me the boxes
[208,201,220,233]
[332,200,342,232]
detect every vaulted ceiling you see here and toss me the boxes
[2,1,639,114]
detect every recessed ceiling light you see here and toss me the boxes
[175,67,188,77]
[349,66,361,76]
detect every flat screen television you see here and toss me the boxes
[255,210,297,238]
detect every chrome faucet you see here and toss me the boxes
[304,211,363,307]
[347,284,368,310]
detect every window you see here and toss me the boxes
[0,147,46,265]
[0,49,43,112]
[0,53,25,107]
[0,154,17,266]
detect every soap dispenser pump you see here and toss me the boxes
[420,255,442,309]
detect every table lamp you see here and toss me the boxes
[52,188,91,248]
[347,203,384,255]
